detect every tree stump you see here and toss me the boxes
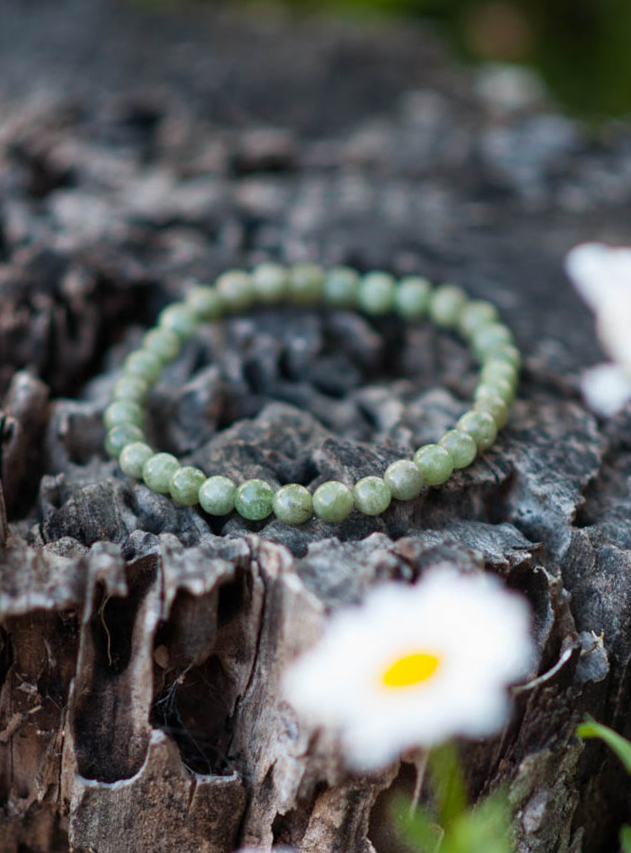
[1,2,630,851]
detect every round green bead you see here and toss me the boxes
[485,344,521,370]
[457,410,498,451]
[438,429,477,469]
[199,476,236,516]
[353,476,391,516]
[143,327,181,363]
[289,263,324,304]
[395,276,431,320]
[113,375,149,404]
[312,481,354,523]
[413,444,454,486]
[105,423,145,458]
[103,400,144,431]
[428,284,467,329]
[358,272,396,316]
[458,300,499,339]
[481,360,518,385]
[272,484,313,525]
[169,466,206,506]
[323,266,360,308]
[252,263,289,304]
[142,453,180,494]
[186,285,224,321]
[158,303,198,341]
[119,442,154,479]
[216,270,255,312]
[474,395,509,430]
[384,459,424,500]
[124,349,163,385]
[475,378,515,406]
[234,479,275,520]
[472,323,514,360]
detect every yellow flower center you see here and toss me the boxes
[381,652,441,689]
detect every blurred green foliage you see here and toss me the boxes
[266,0,631,119]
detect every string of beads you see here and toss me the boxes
[104,264,520,525]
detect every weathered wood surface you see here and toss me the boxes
[1,1,631,851]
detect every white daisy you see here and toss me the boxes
[282,567,534,772]
[565,242,631,416]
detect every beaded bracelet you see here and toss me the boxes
[103,264,520,525]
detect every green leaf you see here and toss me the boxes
[620,825,631,853]
[577,717,631,775]
[428,743,467,826]
[393,797,442,853]
[445,791,514,853]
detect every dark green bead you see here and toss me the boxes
[358,272,396,315]
[474,395,509,430]
[124,349,163,385]
[272,484,313,525]
[103,400,144,431]
[312,481,354,523]
[169,466,206,506]
[413,444,454,486]
[384,459,424,501]
[113,375,149,404]
[457,410,498,451]
[289,263,324,304]
[428,284,467,329]
[186,285,225,321]
[235,479,275,520]
[323,266,360,308]
[458,300,499,339]
[438,429,477,469]
[142,453,180,494]
[475,378,515,406]
[217,270,255,312]
[199,476,236,516]
[472,323,514,360]
[395,276,431,320]
[105,423,145,458]
[119,442,154,479]
[158,303,198,341]
[252,263,289,304]
[353,476,391,515]
[143,327,181,363]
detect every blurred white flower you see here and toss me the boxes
[282,567,534,772]
[565,242,631,416]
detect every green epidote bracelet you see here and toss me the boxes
[105,265,520,525]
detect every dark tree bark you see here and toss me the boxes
[1,1,631,851]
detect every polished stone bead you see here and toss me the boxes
[384,459,424,500]
[124,349,163,385]
[413,444,454,485]
[142,453,180,494]
[273,484,313,525]
[358,272,396,315]
[216,270,256,312]
[475,378,515,405]
[457,410,498,450]
[235,479,275,520]
[103,400,144,430]
[395,276,431,320]
[428,284,467,329]
[353,476,391,515]
[252,263,289,304]
[113,375,149,404]
[289,263,324,304]
[143,327,181,363]
[119,442,154,479]
[169,466,206,506]
[186,285,225,321]
[158,302,198,341]
[485,344,521,370]
[481,359,518,385]
[199,476,236,516]
[105,423,145,458]
[474,395,509,430]
[312,480,354,522]
[472,323,514,360]
[323,266,360,308]
[439,429,477,469]
[458,300,499,339]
